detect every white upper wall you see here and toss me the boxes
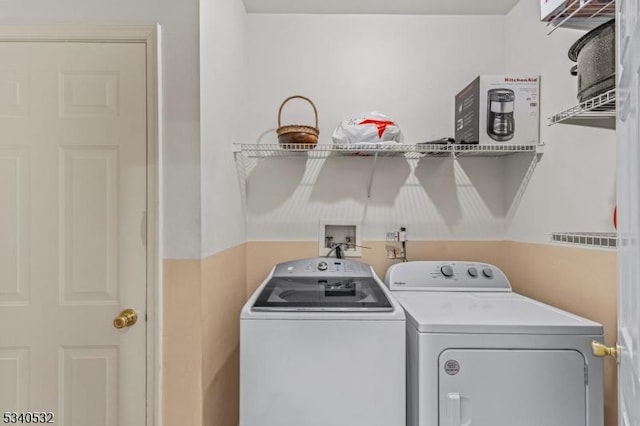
[0,0,202,259]
[504,0,617,243]
[200,0,248,257]
[242,14,508,242]
[238,3,616,245]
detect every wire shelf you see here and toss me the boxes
[234,143,543,159]
[550,232,617,249]
[544,0,615,34]
[549,89,616,129]
[233,143,543,203]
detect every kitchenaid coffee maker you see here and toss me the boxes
[487,88,515,141]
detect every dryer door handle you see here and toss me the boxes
[446,392,461,426]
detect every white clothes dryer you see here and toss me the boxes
[240,258,405,426]
[385,261,604,426]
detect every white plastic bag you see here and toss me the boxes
[332,112,403,145]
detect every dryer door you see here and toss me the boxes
[438,349,586,426]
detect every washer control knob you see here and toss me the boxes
[482,268,494,278]
[468,267,479,278]
[441,265,454,278]
[317,261,328,271]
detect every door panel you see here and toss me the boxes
[0,147,29,305]
[0,348,29,410]
[60,146,120,305]
[617,0,640,425]
[0,71,29,116]
[59,71,120,117]
[0,42,147,425]
[60,346,118,426]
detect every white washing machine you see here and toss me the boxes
[240,258,405,426]
[385,261,604,426]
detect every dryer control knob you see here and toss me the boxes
[468,267,479,277]
[482,268,494,278]
[317,261,328,271]
[441,265,454,277]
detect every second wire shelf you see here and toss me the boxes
[549,89,616,129]
[544,0,615,34]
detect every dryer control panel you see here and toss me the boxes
[385,261,511,292]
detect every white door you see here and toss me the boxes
[617,0,640,425]
[0,41,147,425]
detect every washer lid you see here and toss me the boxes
[394,291,602,335]
[252,276,393,312]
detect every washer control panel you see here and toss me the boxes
[385,261,511,291]
[272,258,373,278]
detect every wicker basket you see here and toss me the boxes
[276,95,319,150]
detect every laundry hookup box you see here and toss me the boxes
[454,75,540,145]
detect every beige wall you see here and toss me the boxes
[164,240,617,426]
[163,244,247,426]
[163,259,204,426]
[202,244,247,426]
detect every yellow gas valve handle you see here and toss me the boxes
[591,340,619,359]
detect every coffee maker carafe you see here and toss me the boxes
[487,89,515,141]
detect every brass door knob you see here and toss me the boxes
[113,309,138,329]
[592,340,619,359]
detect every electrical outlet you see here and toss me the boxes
[319,220,362,257]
